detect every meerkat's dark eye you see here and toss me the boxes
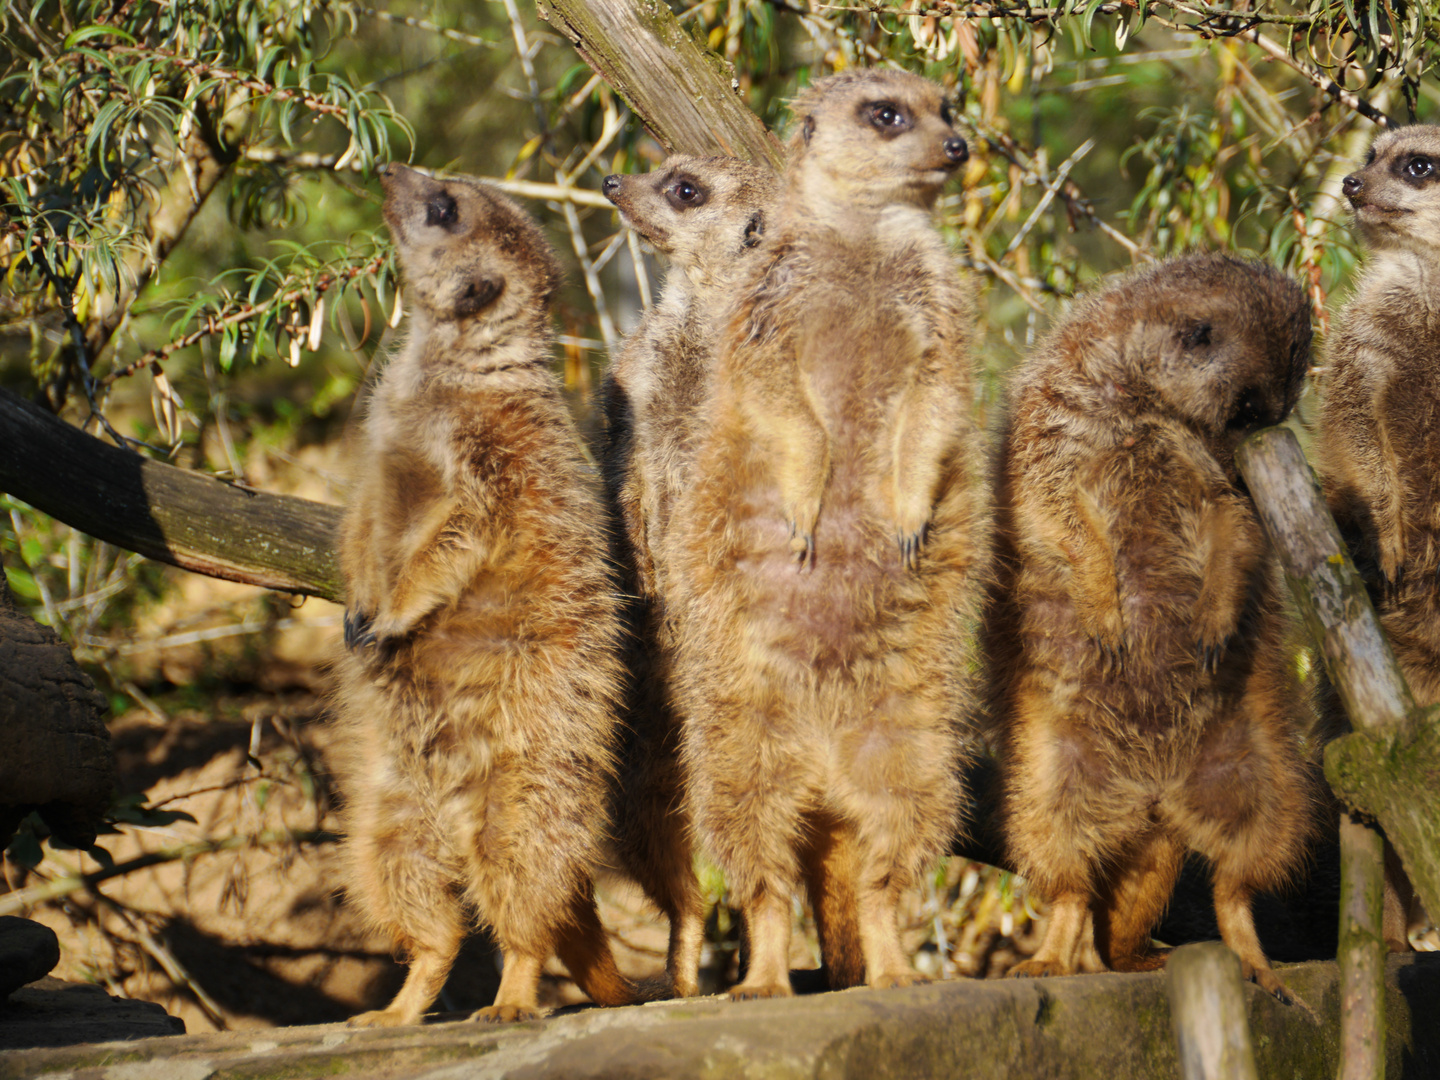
[940,102,954,127]
[1227,387,1268,431]
[665,178,708,210]
[1404,156,1434,181]
[1181,321,1213,349]
[1365,147,1377,167]
[425,192,458,228]
[867,102,908,132]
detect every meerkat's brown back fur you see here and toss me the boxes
[596,156,778,997]
[667,70,986,998]
[1315,124,1440,948]
[333,165,633,1027]
[985,253,1317,1001]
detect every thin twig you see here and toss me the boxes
[0,830,338,918]
[95,894,229,1029]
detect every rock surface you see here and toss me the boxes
[1,954,1437,1079]
[0,916,60,999]
[0,977,184,1051]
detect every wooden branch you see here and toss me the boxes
[1337,811,1387,1080]
[1167,942,1260,1080]
[0,388,343,603]
[535,0,784,171]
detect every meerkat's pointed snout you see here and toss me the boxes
[944,136,968,166]
[1342,172,1364,204]
[602,174,623,198]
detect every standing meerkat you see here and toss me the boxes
[333,164,635,1026]
[598,156,778,998]
[667,69,986,998]
[987,254,1317,1002]
[1316,124,1440,949]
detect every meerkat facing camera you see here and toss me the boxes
[333,165,636,1026]
[667,70,986,999]
[986,254,1318,1002]
[1316,123,1440,950]
[597,155,778,997]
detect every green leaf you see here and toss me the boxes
[62,24,137,50]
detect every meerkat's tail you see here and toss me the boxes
[555,891,646,1007]
[803,817,866,990]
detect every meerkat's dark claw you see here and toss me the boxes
[1197,639,1228,674]
[897,528,927,571]
[344,609,375,650]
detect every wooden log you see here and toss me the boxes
[0,387,344,603]
[535,0,784,171]
[1167,941,1260,1080]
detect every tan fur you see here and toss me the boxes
[1316,124,1440,948]
[985,254,1318,1002]
[597,156,779,997]
[666,70,986,998]
[333,165,634,1027]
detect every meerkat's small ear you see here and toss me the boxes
[742,211,765,249]
[802,115,815,144]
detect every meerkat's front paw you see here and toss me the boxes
[786,499,821,569]
[1195,633,1231,675]
[343,609,377,651]
[896,524,928,572]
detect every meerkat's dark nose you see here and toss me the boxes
[944,136,969,165]
[602,174,622,196]
[1342,173,1363,202]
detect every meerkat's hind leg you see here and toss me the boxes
[349,931,463,1028]
[1008,892,1101,978]
[1212,878,1305,1009]
[730,890,795,1000]
[856,874,928,990]
[799,815,865,990]
[471,951,546,1024]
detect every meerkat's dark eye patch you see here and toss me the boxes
[940,102,954,127]
[1402,155,1435,183]
[1365,147,1377,167]
[1227,387,1268,431]
[865,101,910,134]
[425,192,459,229]
[665,177,708,211]
[1181,322,1213,349]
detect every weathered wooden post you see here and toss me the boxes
[1236,427,1440,1080]
[1168,941,1261,1080]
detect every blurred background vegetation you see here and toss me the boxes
[2,0,1437,1030]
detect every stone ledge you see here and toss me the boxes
[3,955,1438,1080]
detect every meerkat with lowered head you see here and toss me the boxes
[597,156,778,997]
[667,69,986,998]
[986,254,1317,1001]
[333,164,635,1026]
[1316,124,1440,949]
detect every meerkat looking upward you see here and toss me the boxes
[1316,124,1440,949]
[596,155,778,998]
[668,70,986,999]
[333,165,635,1026]
[988,254,1317,1003]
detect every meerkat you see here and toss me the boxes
[985,253,1318,1002]
[597,156,779,997]
[1316,123,1440,951]
[333,164,636,1027]
[666,69,986,998]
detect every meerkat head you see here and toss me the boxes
[787,69,968,210]
[1082,254,1311,472]
[1342,124,1440,256]
[380,164,560,329]
[601,155,777,283]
